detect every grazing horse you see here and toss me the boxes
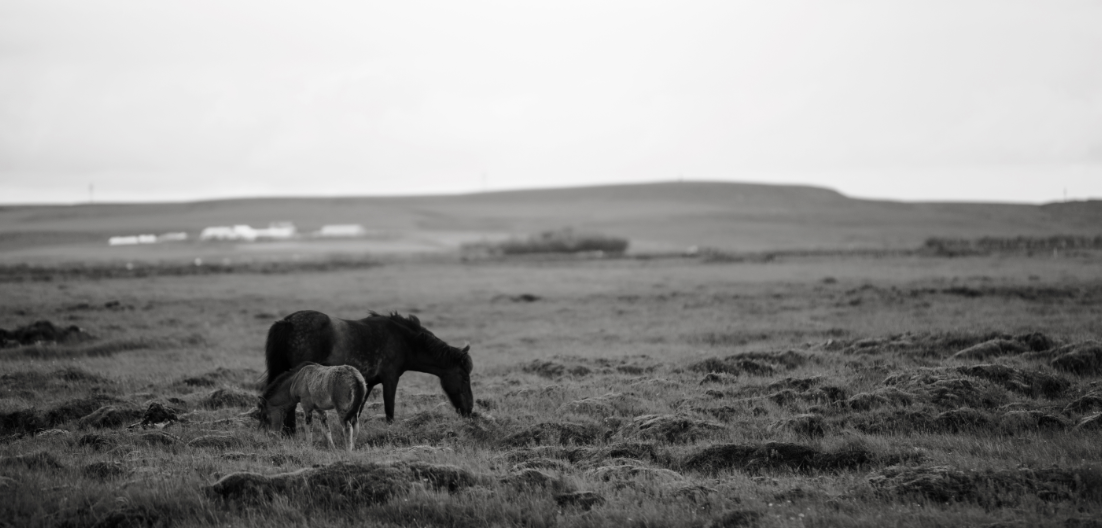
[257,362,367,451]
[263,310,474,436]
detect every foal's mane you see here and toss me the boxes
[369,311,471,371]
[260,361,317,401]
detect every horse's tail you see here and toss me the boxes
[263,319,295,388]
[344,374,368,426]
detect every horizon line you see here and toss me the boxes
[2,178,1096,208]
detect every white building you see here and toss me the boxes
[255,222,296,239]
[157,232,188,242]
[316,224,367,238]
[200,222,296,241]
[109,232,189,246]
[108,234,157,246]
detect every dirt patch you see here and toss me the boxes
[868,465,1102,506]
[710,510,763,528]
[955,364,1070,399]
[681,442,914,475]
[1049,342,1102,376]
[617,414,725,443]
[554,490,605,510]
[78,405,143,429]
[501,422,604,447]
[201,387,257,409]
[135,401,181,427]
[0,320,91,348]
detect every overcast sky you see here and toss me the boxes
[1,1,1100,204]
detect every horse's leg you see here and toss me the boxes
[362,382,376,418]
[319,411,335,449]
[303,405,314,447]
[281,405,297,437]
[382,379,397,423]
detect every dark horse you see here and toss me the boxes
[264,310,473,435]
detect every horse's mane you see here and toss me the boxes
[369,311,471,372]
[260,362,318,401]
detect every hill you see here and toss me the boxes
[0,181,1099,263]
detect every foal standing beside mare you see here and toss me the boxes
[264,310,474,436]
[258,362,367,450]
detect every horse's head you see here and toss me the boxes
[440,343,474,418]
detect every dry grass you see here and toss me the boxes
[1,253,1101,527]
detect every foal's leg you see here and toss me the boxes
[318,411,335,449]
[302,405,314,447]
[345,413,356,452]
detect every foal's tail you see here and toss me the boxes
[345,376,368,426]
[263,319,295,388]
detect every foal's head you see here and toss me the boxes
[256,368,298,433]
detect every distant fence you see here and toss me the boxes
[924,235,1102,255]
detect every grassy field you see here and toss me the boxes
[2,250,1101,527]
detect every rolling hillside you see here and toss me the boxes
[0,181,1099,263]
